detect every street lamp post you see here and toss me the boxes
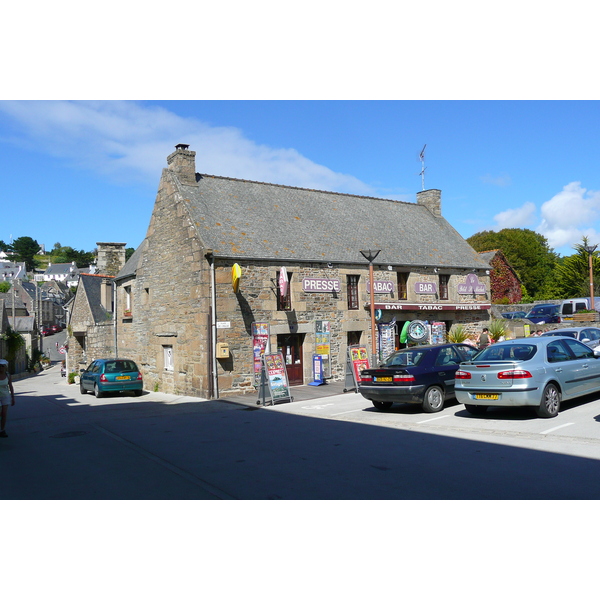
[584,243,598,311]
[360,249,381,363]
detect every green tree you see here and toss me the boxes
[0,282,10,293]
[51,245,95,268]
[0,240,9,252]
[467,228,559,300]
[10,236,41,271]
[553,236,600,298]
[1,326,25,374]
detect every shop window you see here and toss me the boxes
[397,272,408,300]
[347,331,362,347]
[439,274,449,300]
[277,271,292,311]
[347,275,360,310]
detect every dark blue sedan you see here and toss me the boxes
[358,343,480,413]
[80,358,143,398]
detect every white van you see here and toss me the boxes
[559,297,600,318]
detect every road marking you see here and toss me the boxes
[417,415,452,424]
[331,408,366,416]
[302,403,335,410]
[540,423,575,435]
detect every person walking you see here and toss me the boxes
[476,327,491,350]
[0,359,15,438]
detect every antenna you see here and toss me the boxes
[418,144,427,190]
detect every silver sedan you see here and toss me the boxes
[455,337,600,418]
[541,327,600,354]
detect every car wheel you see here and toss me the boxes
[134,390,143,397]
[465,404,488,415]
[536,383,561,418]
[422,386,444,413]
[372,401,393,411]
[94,384,103,399]
[80,382,87,395]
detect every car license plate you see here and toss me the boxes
[374,376,392,382]
[116,376,130,380]
[475,393,498,400]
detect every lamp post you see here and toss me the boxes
[360,249,381,363]
[584,243,598,310]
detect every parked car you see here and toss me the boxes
[50,324,62,333]
[501,311,527,319]
[541,327,600,354]
[358,343,481,413]
[80,358,143,398]
[455,337,600,418]
[41,326,52,336]
[524,304,562,324]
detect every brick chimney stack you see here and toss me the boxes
[167,143,198,186]
[416,189,442,217]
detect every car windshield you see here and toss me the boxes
[542,331,577,339]
[528,306,555,316]
[381,349,426,367]
[474,344,537,361]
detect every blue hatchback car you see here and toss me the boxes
[80,358,143,398]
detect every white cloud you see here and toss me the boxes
[493,201,537,229]
[0,100,375,195]
[537,182,600,251]
[481,172,512,187]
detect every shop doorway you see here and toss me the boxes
[277,334,304,386]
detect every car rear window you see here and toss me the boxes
[382,349,426,367]
[103,360,138,373]
[542,331,577,338]
[475,344,536,361]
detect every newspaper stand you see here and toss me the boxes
[343,345,371,393]
[257,351,294,406]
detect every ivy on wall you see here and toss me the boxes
[489,253,522,304]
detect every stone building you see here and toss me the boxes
[478,249,522,304]
[77,144,492,400]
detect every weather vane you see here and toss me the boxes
[418,144,426,190]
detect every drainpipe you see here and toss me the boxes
[113,280,118,358]
[206,250,218,399]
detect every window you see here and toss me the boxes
[277,270,292,311]
[397,272,408,300]
[347,275,359,310]
[163,345,174,371]
[439,274,449,300]
[124,286,132,315]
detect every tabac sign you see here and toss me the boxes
[458,273,487,295]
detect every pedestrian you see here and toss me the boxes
[0,359,15,438]
[476,327,491,350]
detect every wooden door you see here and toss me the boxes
[277,334,304,386]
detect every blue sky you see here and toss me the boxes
[1,100,599,258]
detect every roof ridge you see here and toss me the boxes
[80,273,114,279]
[196,173,414,206]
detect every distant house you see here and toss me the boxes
[43,262,81,287]
[478,250,522,304]
[0,261,27,282]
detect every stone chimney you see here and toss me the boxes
[416,189,442,217]
[167,143,198,186]
[96,242,127,277]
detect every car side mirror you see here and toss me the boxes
[582,338,590,343]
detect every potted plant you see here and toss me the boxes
[448,324,469,343]
[488,319,509,342]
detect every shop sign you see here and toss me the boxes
[415,281,437,294]
[366,280,394,294]
[252,322,270,384]
[302,278,341,292]
[373,303,491,311]
[458,273,487,295]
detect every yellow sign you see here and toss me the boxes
[232,263,242,293]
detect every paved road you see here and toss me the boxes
[4,366,600,499]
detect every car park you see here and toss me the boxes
[454,337,600,418]
[501,311,527,319]
[524,304,562,324]
[80,358,143,398]
[541,327,600,354]
[358,343,480,413]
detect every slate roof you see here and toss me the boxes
[45,263,78,275]
[77,274,113,324]
[177,174,488,269]
[116,239,147,281]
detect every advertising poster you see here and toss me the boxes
[349,345,370,382]
[315,320,331,378]
[377,323,396,363]
[252,322,270,384]
[263,352,291,401]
